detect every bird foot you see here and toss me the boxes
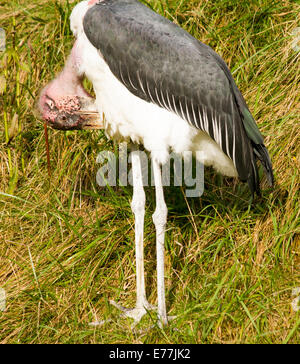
[89,301,176,328]
[89,318,113,327]
[109,300,176,328]
[109,299,156,325]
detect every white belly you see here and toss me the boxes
[71,1,238,178]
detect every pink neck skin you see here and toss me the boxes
[41,41,91,99]
[51,40,90,98]
[39,40,92,120]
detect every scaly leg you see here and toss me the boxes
[152,158,168,327]
[110,146,155,324]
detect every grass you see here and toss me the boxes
[0,0,299,344]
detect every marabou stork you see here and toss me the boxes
[39,0,274,326]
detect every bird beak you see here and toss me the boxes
[75,110,104,130]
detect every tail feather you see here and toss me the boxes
[253,143,274,186]
[246,143,274,199]
[247,157,261,197]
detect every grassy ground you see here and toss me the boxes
[0,0,299,344]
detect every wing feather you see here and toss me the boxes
[83,0,272,192]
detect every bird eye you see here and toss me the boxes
[46,98,55,110]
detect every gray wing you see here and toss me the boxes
[83,0,272,193]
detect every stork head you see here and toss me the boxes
[38,41,102,130]
[39,84,100,131]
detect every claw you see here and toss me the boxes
[89,318,112,327]
[109,299,156,326]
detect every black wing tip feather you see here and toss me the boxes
[246,157,261,199]
[253,143,275,186]
[247,142,274,200]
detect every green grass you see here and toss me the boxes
[0,0,299,344]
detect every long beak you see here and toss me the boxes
[77,110,104,130]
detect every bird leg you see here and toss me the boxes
[152,158,168,327]
[110,146,155,324]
